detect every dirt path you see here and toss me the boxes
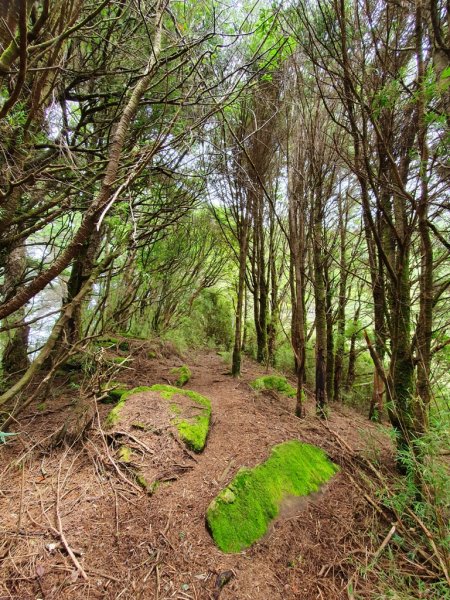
[0,348,391,599]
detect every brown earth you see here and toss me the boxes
[0,345,394,600]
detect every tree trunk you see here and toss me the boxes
[232,225,248,377]
[2,241,29,380]
[333,193,348,403]
[312,191,327,417]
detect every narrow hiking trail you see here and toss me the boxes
[0,346,392,600]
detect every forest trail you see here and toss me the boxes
[0,346,392,600]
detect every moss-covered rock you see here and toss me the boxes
[250,375,296,398]
[104,395,127,427]
[171,365,192,387]
[206,440,339,553]
[104,384,212,452]
[150,384,211,452]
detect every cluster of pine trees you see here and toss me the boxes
[0,1,448,495]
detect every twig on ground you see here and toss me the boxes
[114,430,155,454]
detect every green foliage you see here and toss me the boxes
[171,365,192,387]
[274,342,295,373]
[206,441,339,553]
[377,416,450,591]
[250,375,296,397]
[159,288,234,353]
[246,7,296,74]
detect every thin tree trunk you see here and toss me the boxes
[232,226,248,377]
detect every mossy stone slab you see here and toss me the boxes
[206,440,339,553]
[104,384,211,452]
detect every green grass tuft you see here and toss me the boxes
[206,440,339,553]
[250,375,296,397]
[171,365,192,387]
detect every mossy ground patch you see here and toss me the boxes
[250,375,296,397]
[206,440,339,553]
[171,365,192,387]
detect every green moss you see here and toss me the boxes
[60,355,84,372]
[136,474,159,495]
[93,336,130,352]
[250,375,296,398]
[105,396,127,427]
[118,445,132,463]
[150,384,211,452]
[108,356,130,366]
[147,351,157,359]
[118,331,147,340]
[100,381,129,404]
[132,421,150,431]
[206,440,339,553]
[171,365,192,387]
[93,338,117,349]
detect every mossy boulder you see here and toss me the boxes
[104,384,212,452]
[151,384,211,452]
[250,375,296,398]
[171,365,192,387]
[206,440,339,553]
[105,385,156,427]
